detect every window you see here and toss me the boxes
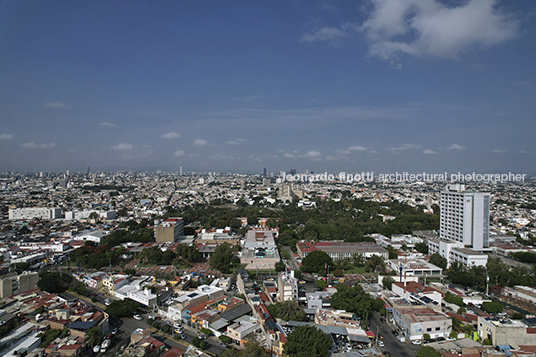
[435,327,440,331]
[426,327,432,332]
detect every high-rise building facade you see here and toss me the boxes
[440,184,490,250]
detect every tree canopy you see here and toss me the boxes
[283,325,332,357]
[105,298,140,318]
[416,346,442,357]
[209,243,238,274]
[301,250,333,275]
[267,300,306,321]
[37,272,73,293]
[429,253,447,270]
[330,284,372,319]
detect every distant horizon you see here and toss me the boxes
[1,1,534,173]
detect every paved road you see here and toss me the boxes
[283,246,299,271]
[369,311,420,357]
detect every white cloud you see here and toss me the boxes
[304,150,322,159]
[162,132,181,139]
[22,142,56,149]
[111,143,133,150]
[348,146,368,152]
[519,150,527,154]
[360,0,519,62]
[45,101,67,108]
[0,134,14,140]
[174,150,185,157]
[388,143,421,152]
[99,122,117,128]
[493,149,507,153]
[193,139,207,147]
[226,138,247,145]
[283,153,296,159]
[300,26,350,45]
[422,149,437,154]
[448,143,466,150]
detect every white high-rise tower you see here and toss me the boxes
[440,184,490,250]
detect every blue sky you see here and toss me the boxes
[0,0,535,174]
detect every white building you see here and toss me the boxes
[114,278,158,307]
[64,210,116,220]
[449,247,488,267]
[8,207,62,221]
[277,271,298,302]
[73,230,108,244]
[440,184,490,250]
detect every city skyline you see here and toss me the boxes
[1,0,535,174]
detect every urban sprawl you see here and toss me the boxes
[1,170,536,357]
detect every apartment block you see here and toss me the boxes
[440,184,490,250]
[154,218,184,242]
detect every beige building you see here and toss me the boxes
[0,271,39,299]
[478,315,536,346]
[154,217,184,242]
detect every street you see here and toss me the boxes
[368,311,420,357]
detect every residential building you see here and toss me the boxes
[296,241,388,261]
[478,316,536,346]
[440,184,490,250]
[392,305,452,341]
[154,218,184,242]
[226,320,259,346]
[8,207,62,221]
[277,271,298,302]
[0,272,39,299]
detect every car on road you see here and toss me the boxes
[104,298,112,306]
[412,339,422,345]
[133,314,142,320]
[378,341,385,347]
[179,334,186,340]
[106,334,113,339]
[147,315,155,320]
[93,345,100,353]
[112,328,119,335]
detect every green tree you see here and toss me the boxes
[315,279,327,290]
[37,272,73,293]
[382,276,395,290]
[386,245,398,259]
[330,284,372,319]
[445,292,463,306]
[415,242,429,254]
[284,325,332,357]
[429,253,447,270]
[267,300,306,321]
[84,326,102,346]
[372,298,384,311]
[482,301,503,313]
[209,243,238,274]
[219,335,232,344]
[366,255,386,273]
[416,346,441,357]
[275,261,286,272]
[333,268,344,277]
[301,250,333,275]
[105,298,140,318]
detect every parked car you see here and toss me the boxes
[133,314,142,320]
[378,341,385,347]
[93,345,100,353]
[412,339,422,345]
